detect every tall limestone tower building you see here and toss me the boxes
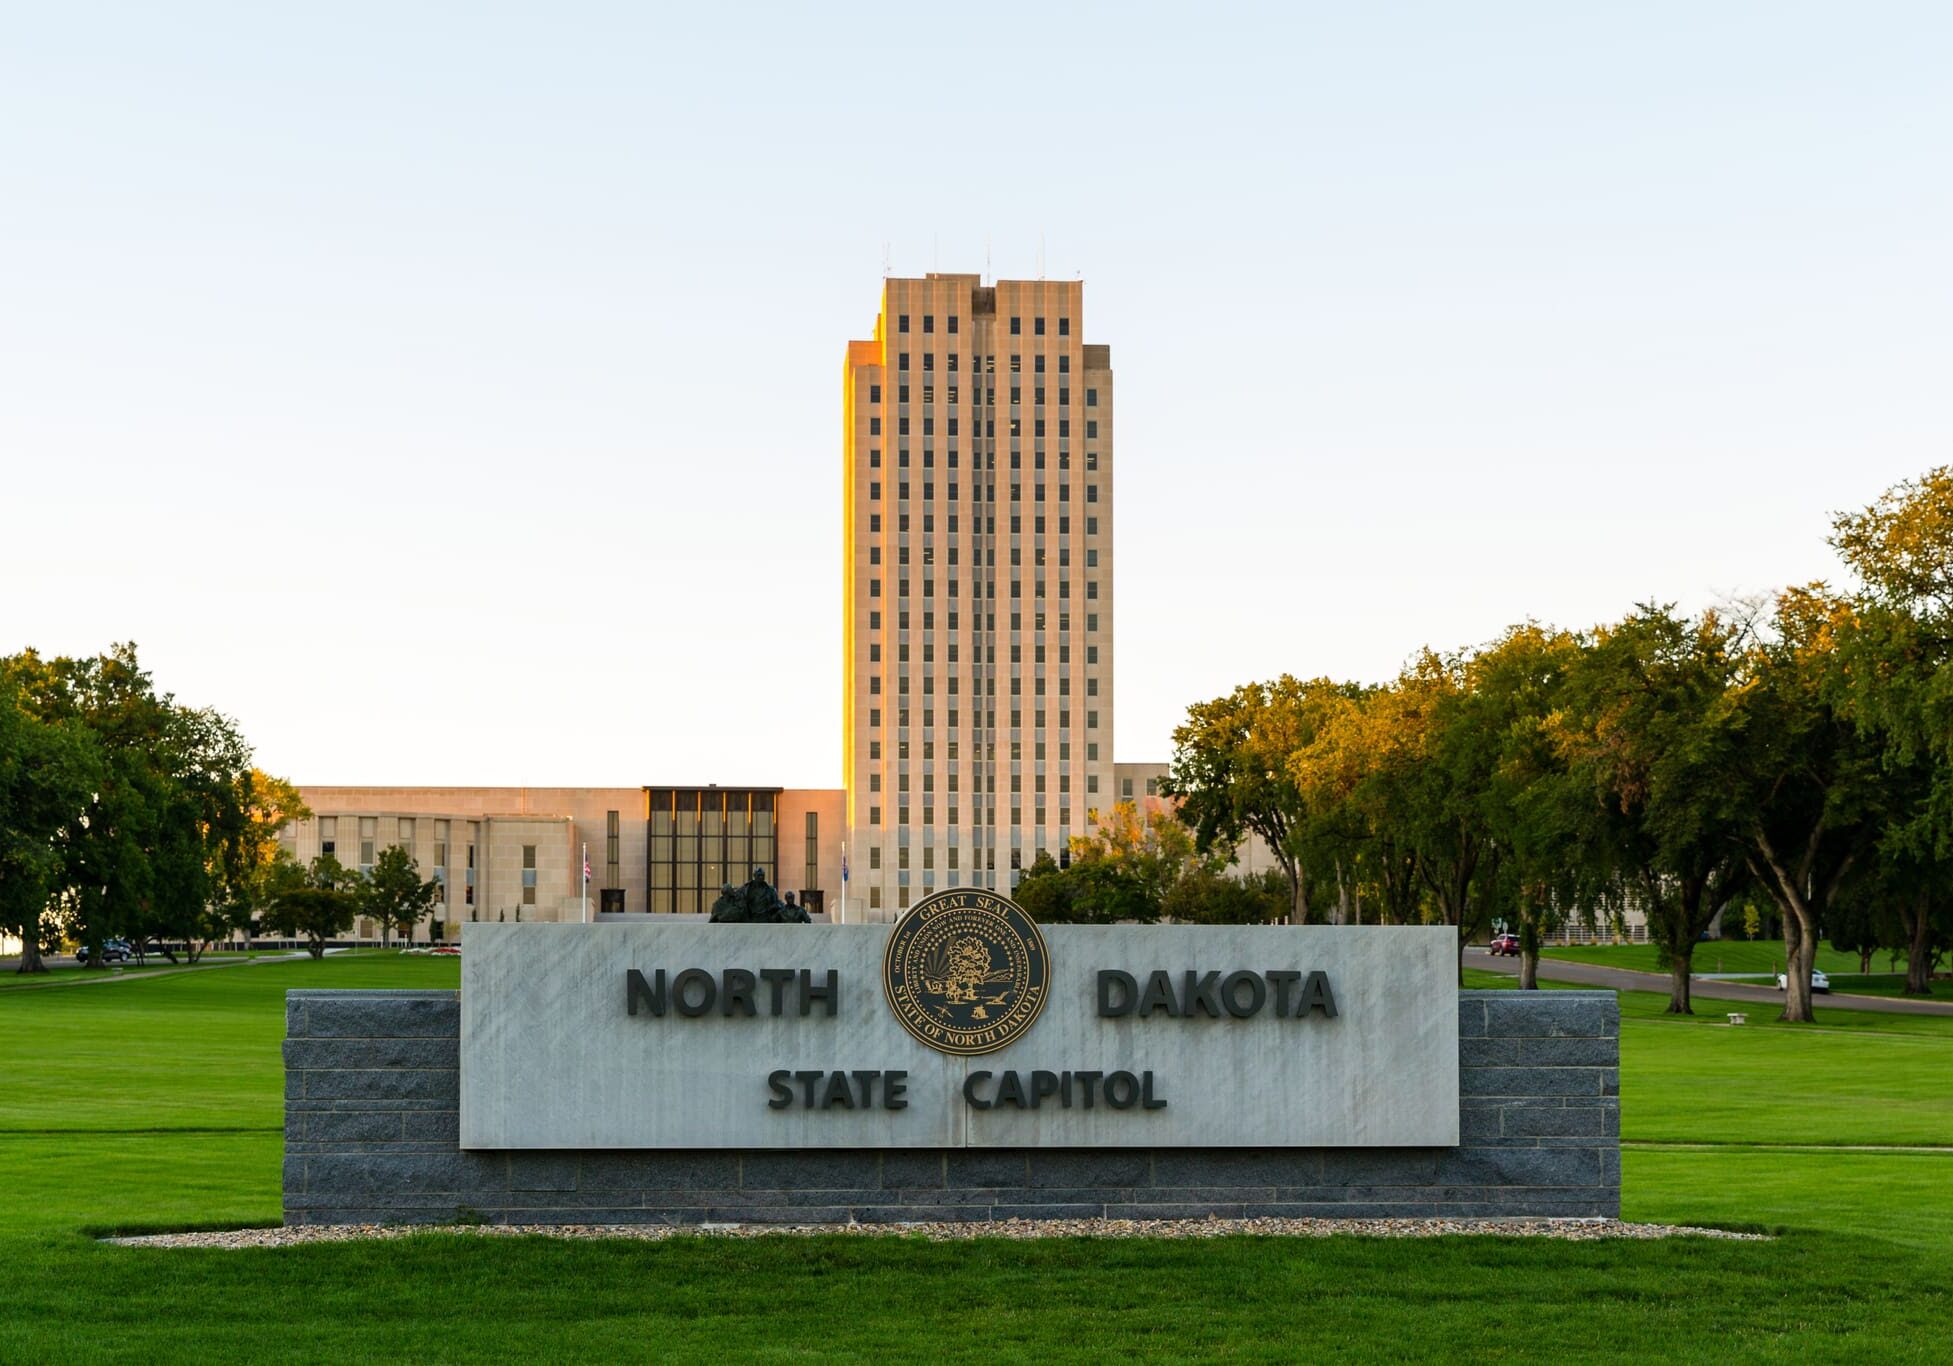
[844,275,1114,919]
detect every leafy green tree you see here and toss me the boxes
[1828,467,1953,995]
[0,644,268,966]
[1161,866,1288,924]
[265,855,361,958]
[1473,624,1591,989]
[1165,677,1349,921]
[362,845,442,947]
[1730,588,1881,1023]
[265,889,358,960]
[1550,606,1752,1015]
[0,678,101,972]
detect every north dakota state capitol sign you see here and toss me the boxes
[458,908,1461,1150]
[883,891,1050,1056]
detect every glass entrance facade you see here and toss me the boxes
[643,787,780,914]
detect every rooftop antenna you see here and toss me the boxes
[882,241,891,278]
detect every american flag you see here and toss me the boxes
[583,853,592,885]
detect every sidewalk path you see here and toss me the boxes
[1466,948,1953,1017]
[0,949,323,990]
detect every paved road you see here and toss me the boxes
[1466,948,1953,1017]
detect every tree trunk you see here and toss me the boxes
[1667,941,1694,1015]
[1519,950,1539,990]
[1904,894,1935,996]
[1859,946,1873,975]
[16,925,45,974]
[308,937,326,960]
[1781,907,1816,1023]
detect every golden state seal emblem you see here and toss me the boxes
[882,889,1050,1055]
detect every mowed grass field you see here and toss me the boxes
[1538,939,1880,977]
[3,957,1950,1362]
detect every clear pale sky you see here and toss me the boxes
[3,4,1948,789]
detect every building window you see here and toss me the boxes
[923,314,934,333]
[1122,778,1134,799]
[1059,317,1071,336]
[898,313,909,333]
[521,844,537,906]
[1010,316,1021,335]
[805,811,819,898]
[645,788,780,915]
[1034,316,1045,336]
[870,383,881,403]
[606,809,620,888]
[1086,388,1098,406]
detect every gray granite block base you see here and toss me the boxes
[284,988,1619,1225]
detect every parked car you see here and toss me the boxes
[76,938,135,965]
[1489,933,1521,956]
[1776,969,1830,993]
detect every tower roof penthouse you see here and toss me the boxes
[843,275,1115,919]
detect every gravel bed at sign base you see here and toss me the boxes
[109,1217,1768,1249]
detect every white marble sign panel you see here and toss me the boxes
[460,922,1459,1149]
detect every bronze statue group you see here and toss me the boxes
[708,866,813,923]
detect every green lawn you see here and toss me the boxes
[1540,939,1881,977]
[2,954,1949,1362]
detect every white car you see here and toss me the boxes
[1776,969,1830,993]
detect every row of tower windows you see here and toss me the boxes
[869,546,1101,568]
[869,643,1100,664]
[891,353,1071,375]
[868,482,1101,503]
[895,315,1072,338]
[866,578,1101,601]
[869,740,1101,762]
[870,416,1101,440]
[866,450,1102,473]
[864,798,1096,830]
[867,611,1100,633]
[867,708,1100,731]
[869,384,1098,407]
[870,514,1101,536]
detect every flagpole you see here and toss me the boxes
[840,839,849,925]
[581,841,588,923]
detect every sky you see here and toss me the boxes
[2,2,1949,789]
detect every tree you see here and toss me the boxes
[1731,588,1880,1023]
[1551,606,1752,1015]
[362,845,442,947]
[0,644,266,967]
[1165,677,1348,921]
[1161,865,1288,924]
[265,855,360,958]
[0,678,100,973]
[210,770,311,946]
[1828,467,1953,996]
[1475,624,1590,990]
[266,889,358,960]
